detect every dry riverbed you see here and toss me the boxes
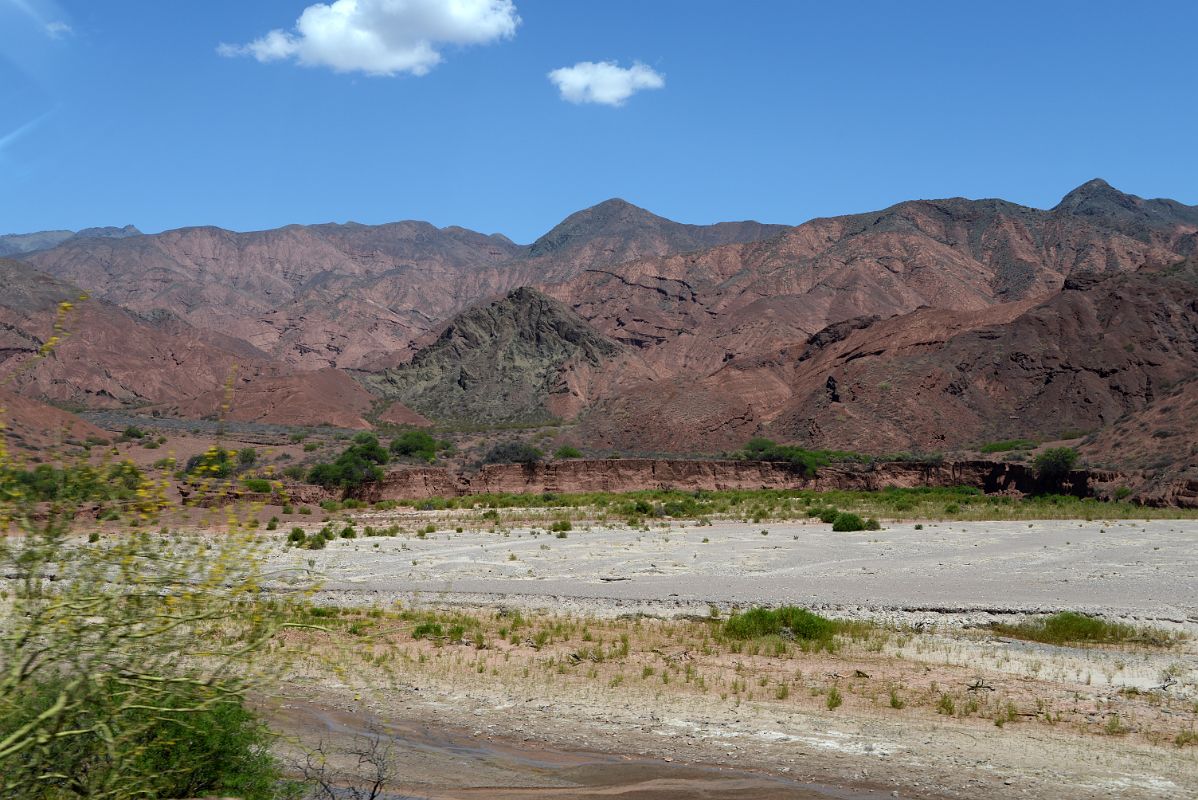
[254,513,1198,798]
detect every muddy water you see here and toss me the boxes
[269,701,888,800]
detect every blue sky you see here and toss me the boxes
[2,0,1196,243]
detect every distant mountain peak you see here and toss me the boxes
[1075,177,1112,191]
[1056,177,1128,207]
[1054,178,1197,233]
[588,197,644,212]
[75,224,142,239]
[1054,178,1143,217]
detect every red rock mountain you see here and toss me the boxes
[0,257,281,407]
[0,258,425,427]
[0,387,106,454]
[23,200,784,370]
[3,181,1196,477]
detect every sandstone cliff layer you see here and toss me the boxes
[337,458,1177,505]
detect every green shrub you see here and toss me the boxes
[993,611,1150,645]
[241,478,273,494]
[121,425,146,439]
[865,517,881,530]
[723,606,836,642]
[237,448,258,467]
[307,433,390,490]
[185,447,238,479]
[831,512,866,532]
[741,438,824,477]
[549,519,572,533]
[554,445,583,459]
[1,680,280,799]
[483,441,543,465]
[0,461,145,504]
[817,507,839,524]
[412,622,443,639]
[281,465,305,481]
[389,429,449,462]
[288,527,306,544]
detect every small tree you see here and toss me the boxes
[295,725,398,800]
[307,433,390,489]
[1034,447,1079,487]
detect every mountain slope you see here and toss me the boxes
[0,388,106,453]
[0,258,283,407]
[23,203,784,370]
[550,182,1192,383]
[574,260,1198,454]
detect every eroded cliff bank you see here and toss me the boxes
[338,458,1181,505]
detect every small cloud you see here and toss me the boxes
[219,0,520,77]
[547,60,664,106]
[45,20,72,39]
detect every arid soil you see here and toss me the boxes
[257,515,1198,799]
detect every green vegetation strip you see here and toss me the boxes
[992,612,1182,647]
[369,486,1198,522]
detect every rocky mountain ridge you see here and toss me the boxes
[3,181,1196,484]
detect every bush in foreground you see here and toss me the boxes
[3,680,280,799]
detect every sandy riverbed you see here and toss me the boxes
[267,517,1198,626]
[256,515,1198,799]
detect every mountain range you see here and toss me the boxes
[2,180,1195,483]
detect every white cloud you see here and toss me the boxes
[547,60,664,106]
[219,0,519,77]
[44,20,72,39]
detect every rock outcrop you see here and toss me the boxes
[361,288,638,424]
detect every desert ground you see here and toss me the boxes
[254,513,1198,799]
